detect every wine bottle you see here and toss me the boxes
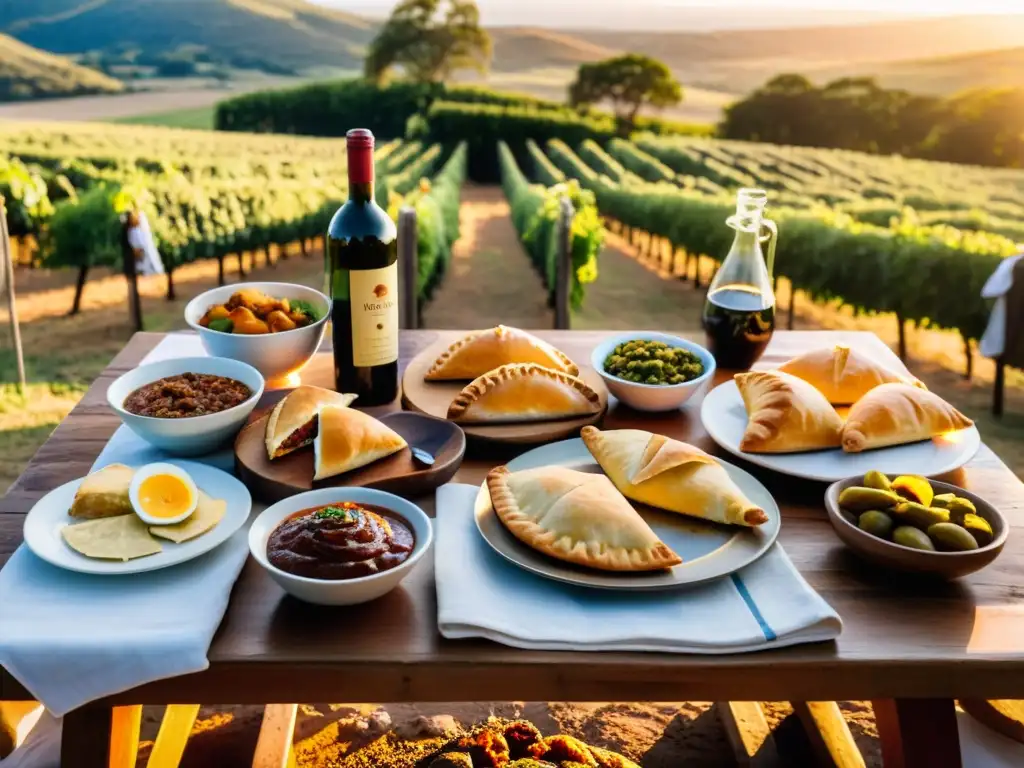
[326,128,399,405]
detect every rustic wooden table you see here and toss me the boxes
[2,330,1022,768]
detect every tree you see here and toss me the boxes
[569,54,682,135]
[365,0,491,84]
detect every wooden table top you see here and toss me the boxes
[3,329,1024,705]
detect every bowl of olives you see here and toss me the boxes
[825,471,1007,579]
[591,332,715,412]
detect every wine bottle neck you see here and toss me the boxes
[347,145,375,204]
[348,181,374,204]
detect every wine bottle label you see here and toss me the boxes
[349,263,398,367]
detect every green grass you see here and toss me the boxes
[111,105,217,130]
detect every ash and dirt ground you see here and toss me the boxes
[2,185,1019,765]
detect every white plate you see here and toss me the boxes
[474,438,780,590]
[24,461,252,575]
[700,380,981,483]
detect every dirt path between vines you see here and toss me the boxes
[421,185,553,329]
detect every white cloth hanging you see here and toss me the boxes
[980,254,1023,359]
[125,210,165,276]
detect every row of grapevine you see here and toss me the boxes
[1,122,465,308]
[633,133,1024,229]
[498,141,604,310]
[532,138,1017,343]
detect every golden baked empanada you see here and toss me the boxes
[265,385,358,460]
[582,426,767,526]
[735,370,843,453]
[777,345,923,404]
[486,465,681,572]
[447,363,601,424]
[841,383,973,453]
[425,325,578,380]
[313,405,407,480]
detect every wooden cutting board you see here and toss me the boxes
[235,407,465,504]
[401,334,608,445]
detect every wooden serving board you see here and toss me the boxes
[401,333,608,445]
[235,410,466,504]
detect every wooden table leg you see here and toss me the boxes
[792,702,865,768]
[716,701,783,767]
[109,705,143,768]
[60,705,113,768]
[872,699,961,768]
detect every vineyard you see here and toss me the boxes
[0,122,466,312]
[2,116,1023,368]
[507,133,1023,365]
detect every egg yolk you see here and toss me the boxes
[138,474,193,519]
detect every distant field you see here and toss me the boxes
[111,105,216,129]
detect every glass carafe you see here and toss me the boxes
[701,188,778,370]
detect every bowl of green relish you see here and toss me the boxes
[591,332,715,412]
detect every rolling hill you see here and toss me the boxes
[0,32,124,100]
[855,47,1024,95]
[0,0,375,74]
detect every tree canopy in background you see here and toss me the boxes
[569,54,682,135]
[365,0,491,84]
[721,74,1024,169]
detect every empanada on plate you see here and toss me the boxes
[448,363,601,424]
[735,370,843,453]
[265,385,358,460]
[313,405,408,480]
[777,345,923,405]
[486,465,681,572]
[842,383,973,453]
[425,325,578,380]
[581,426,767,526]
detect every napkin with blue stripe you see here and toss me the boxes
[435,484,842,653]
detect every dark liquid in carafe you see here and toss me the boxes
[702,285,775,369]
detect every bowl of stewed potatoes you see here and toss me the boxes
[185,282,330,385]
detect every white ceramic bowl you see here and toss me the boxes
[249,487,433,606]
[107,356,264,456]
[184,281,330,382]
[591,332,716,412]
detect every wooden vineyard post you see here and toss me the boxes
[238,251,247,279]
[896,312,907,361]
[69,264,90,315]
[554,196,574,330]
[165,261,175,301]
[962,333,973,380]
[217,254,225,285]
[120,218,144,332]
[0,195,26,393]
[399,207,419,330]
[787,281,796,331]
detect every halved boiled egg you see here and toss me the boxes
[129,463,199,526]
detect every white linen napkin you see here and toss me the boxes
[0,333,249,716]
[435,484,842,654]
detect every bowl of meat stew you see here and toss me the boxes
[184,282,330,383]
[107,357,264,455]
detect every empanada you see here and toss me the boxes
[426,325,578,380]
[447,363,601,424]
[841,383,973,453]
[486,465,681,572]
[778,345,923,404]
[265,385,358,460]
[313,405,407,480]
[581,426,767,526]
[735,370,843,453]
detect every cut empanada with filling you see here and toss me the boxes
[447,363,601,424]
[486,465,681,572]
[265,385,358,460]
[842,383,973,453]
[425,325,578,380]
[735,370,843,453]
[313,405,408,480]
[777,345,924,405]
[582,426,767,526]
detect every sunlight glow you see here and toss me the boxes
[937,430,967,444]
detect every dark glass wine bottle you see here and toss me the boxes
[326,128,399,405]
